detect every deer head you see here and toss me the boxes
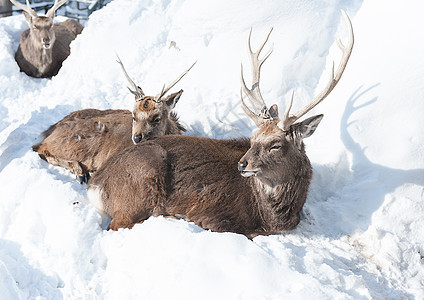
[116,55,195,144]
[10,0,68,50]
[238,11,354,188]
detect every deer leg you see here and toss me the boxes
[64,160,88,183]
[44,156,89,183]
[108,211,147,231]
[108,211,182,231]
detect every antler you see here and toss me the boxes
[9,0,37,17]
[116,54,145,99]
[156,61,196,101]
[279,10,354,131]
[240,28,274,127]
[46,0,68,18]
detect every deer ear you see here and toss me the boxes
[269,104,279,119]
[164,89,183,109]
[23,11,33,24]
[291,114,323,139]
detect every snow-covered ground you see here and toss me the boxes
[0,0,423,298]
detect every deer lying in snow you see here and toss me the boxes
[88,11,354,237]
[10,0,83,78]
[33,56,194,183]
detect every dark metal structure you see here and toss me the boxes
[1,0,112,22]
[0,0,12,17]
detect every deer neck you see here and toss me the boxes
[251,162,312,233]
[168,111,186,134]
[39,47,53,70]
[163,112,183,135]
[24,34,53,73]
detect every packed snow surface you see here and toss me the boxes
[0,0,423,299]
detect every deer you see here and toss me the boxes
[33,56,195,183]
[10,0,83,78]
[87,11,354,238]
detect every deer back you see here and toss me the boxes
[33,109,132,177]
[50,19,83,66]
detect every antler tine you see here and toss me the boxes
[115,54,144,97]
[241,27,274,114]
[156,61,197,100]
[9,0,37,17]
[279,10,354,131]
[240,89,263,127]
[46,0,68,18]
[281,90,294,128]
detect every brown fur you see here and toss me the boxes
[131,91,185,143]
[88,115,323,237]
[15,14,83,78]
[137,97,156,112]
[33,99,185,183]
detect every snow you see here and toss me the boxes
[0,0,423,299]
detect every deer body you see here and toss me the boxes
[10,0,83,78]
[15,18,82,78]
[34,109,132,183]
[89,121,318,236]
[33,56,193,183]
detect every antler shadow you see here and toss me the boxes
[341,85,424,189]
[302,84,423,236]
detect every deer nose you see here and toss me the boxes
[238,160,248,171]
[42,38,51,49]
[133,134,143,144]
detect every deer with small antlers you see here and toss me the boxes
[88,11,354,237]
[10,0,83,78]
[33,56,194,183]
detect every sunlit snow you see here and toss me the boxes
[0,0,423,299]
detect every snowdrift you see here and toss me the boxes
[0,0,423,299]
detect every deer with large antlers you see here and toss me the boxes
[10,0,83,78]
[88,11,354,237]
[33,57,194,183]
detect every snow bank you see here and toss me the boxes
[0,0,423,299]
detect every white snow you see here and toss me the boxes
[0,0,423,299]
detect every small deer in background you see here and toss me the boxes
[33,56,195,183]
[88,11,354,237]
[10,0,83,78]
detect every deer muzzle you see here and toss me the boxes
[133,134,143,144]
[238,159,258,177]
[42,38,51,49]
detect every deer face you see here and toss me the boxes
[11,0,68,50]
[25,14,55,50]
[131,91,182,144]
[238,115,323,187]
[115,54,193,144]
[238,19,353,187]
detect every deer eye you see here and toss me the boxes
[269,143,282,151]
[132,116,136,122]
[152,117,161,124]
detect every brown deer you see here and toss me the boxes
[88,11,354,237]
[33,56,195,183]
[10,0,83,78]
